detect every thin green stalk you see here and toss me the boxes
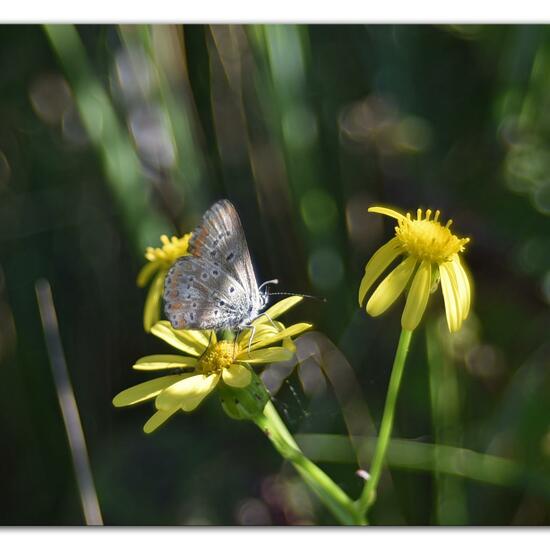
[358,329,413,517]
[426,320,468,525]
[254,401,365,526]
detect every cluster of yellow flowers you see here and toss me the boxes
[114,204,472,433]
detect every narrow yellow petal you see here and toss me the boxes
[143,407,179,434]
[359,237,404,306]
[151,321,209,356]
[222,364,252,388]
[137,261,161,288]
[282,337,296,353]
[133,355,198,371]
[451,257,471,321]
[366,256,417,317]
[143,272,164,332]
[439,262,460,332]
[237,347,293,364]
[254,296,303,326]
[368,206,406,221]
[248,323,312,351]
[401,260,432,331]
[155,373,220,411]
[112,375,183,407]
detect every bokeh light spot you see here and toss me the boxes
[129,104,176,169]
[29,74,72,125]
[236,498,271,525]
[308,247,344,290]
[300,189,337,233]
[516,238,546,274]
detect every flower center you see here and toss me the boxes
[395,209,470,264]
[145,234,190,266]
[198,341,240,375]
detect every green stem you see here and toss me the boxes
[357,329,413,517]
[254,401,365,526]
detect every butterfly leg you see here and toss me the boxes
[252,311,278,329]
[198,330,215,362]
[232,329,241,358]
[240,324,256,355]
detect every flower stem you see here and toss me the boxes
[357,328,413,518]
[254,401,365,525]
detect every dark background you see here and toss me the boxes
[0,24,549,525]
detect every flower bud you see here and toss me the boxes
[218,369,270,421]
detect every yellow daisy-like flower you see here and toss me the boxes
[113,297,311,433]
[137,234,192,332]
[358,206,472,333]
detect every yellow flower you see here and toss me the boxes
[137,234,192,332]
[113,297,311,433]
[358,206,472,332]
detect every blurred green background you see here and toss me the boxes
[1,24,549,526]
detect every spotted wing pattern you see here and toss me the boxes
[163,200,262,331]
[188,199,260,306]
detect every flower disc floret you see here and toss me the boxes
[395,209,470,264]
[199,341,240,375]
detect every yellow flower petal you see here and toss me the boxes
[451,256,471,321]
[368,206,406,221]
[112,375,184,407]
[237,347,293,364]
[359,237,404,305]
[137,261,160,288]
[282,337,296,353]
[143,407,180,434]
[439,261,461,332]
[222,364,252,388]
[402,260,432,331]
[253,296,303,326]
[143,271,165,332]
[133,355,198,371]
[151,321,210,356]
[248,323,312,351]
[367,256,417,317]
[155,373,220,411]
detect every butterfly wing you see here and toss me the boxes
[164,256,252,330]
[188,199,261,306]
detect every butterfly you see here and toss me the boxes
[163,199,276,332]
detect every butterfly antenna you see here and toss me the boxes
[259,279,326,302]
[258,279,279,292]
[268,291,327,303]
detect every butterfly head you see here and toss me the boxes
[257,279,279,310]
